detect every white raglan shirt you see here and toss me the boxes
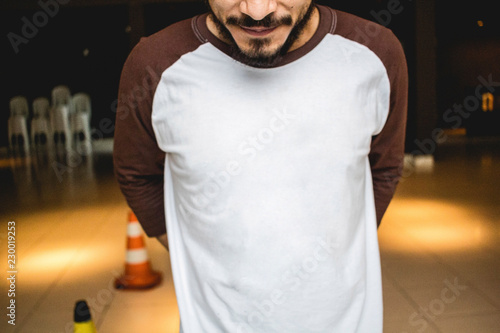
[152,36,388,333]
[115,5,408,332]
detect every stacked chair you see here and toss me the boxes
[71,92,92,155]
[50,85,73,153]
[6,86,93,156]
[31,97,53,152]
[8,96,30,154]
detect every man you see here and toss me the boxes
[114,0,407,331]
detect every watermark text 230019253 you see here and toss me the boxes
[7,221,17,326]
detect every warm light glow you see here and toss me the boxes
[477,20,484,27]
[21,249,84,270]
[482,92,494,111]
[0,156,32,169]
[481,155,493,168]
[407,224,480,247]
[380,198,492,253]
[17,246,115,285]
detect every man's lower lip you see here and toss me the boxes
[240,26,277,37]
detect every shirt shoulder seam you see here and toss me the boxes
[192,15,209,44]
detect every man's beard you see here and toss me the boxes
[208,2,315,68]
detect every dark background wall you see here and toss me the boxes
[435,0,500,136]
[1,3,130,146]
[1,0,499,150]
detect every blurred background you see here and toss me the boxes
[0,0,499,332]
[1,0,500,149]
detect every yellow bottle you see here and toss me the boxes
[73,300,97,333]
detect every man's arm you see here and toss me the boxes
[156,233,169,251]
[113,42,167,239]
[369,33,409,227]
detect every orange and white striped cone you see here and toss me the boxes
[115,211,162,290]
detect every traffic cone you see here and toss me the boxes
[115,211,162,290]
[73,300,97,333]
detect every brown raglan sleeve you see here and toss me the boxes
[369,30,408,227]
[113,40,167,237]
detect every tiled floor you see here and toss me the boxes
[0,136,499,332]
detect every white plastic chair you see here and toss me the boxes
[10,95,29,117]
[31,97,53,151]
[50,85,72,152]
[52,85,72,108]
[8,96,30,153]
[72,92,91,121]
[71,92,92,154]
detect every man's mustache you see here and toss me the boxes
[226,13,293,28]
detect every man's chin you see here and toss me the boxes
[208,12,300,68]
[230,46,284,68]
[228,36,289,68]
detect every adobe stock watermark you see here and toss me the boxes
[7,0,70,54]
[339,0,410,66]
[177,107,298,218]
[404,277,468,333]
[370,0,411,28]
[353,0,411,45]
[95,64,163,140]
[401,74,499,178]
[56,269,121,333]
[236,235,339,333]
[51,65,162,182]
[6,221,17,326]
